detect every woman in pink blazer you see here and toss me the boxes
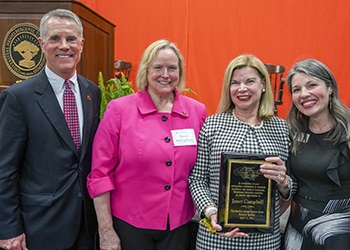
[87,39,207,250]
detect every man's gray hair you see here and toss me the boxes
[40,9,83,41]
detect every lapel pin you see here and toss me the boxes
[87,95,91,101]
[182,111,187,115]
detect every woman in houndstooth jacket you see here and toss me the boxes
[189,54,291,250]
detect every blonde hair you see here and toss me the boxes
[217,54,274,120]
[136,39,186,92]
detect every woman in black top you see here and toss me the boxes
[284,59,350,250]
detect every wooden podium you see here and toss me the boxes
[0,0,115,91]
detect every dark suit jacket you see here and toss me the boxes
[0,70,101,249]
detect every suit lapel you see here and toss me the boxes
[35,71,80,157]
[78,76,93,159]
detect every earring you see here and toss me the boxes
[262,89,266,93]
[329,94,333,110]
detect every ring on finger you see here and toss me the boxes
[276,171,281,179]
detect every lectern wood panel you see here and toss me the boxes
[0,0,115,91]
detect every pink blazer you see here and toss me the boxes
[88,90,207,230]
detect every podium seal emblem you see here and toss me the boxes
[2,22,46,79]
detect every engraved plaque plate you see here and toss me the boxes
[217,153,276,233]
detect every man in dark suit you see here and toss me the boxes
[0,9,100,250]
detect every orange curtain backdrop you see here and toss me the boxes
[80,0,350,118]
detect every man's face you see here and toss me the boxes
[39,17,84,79]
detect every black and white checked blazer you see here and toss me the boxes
[189,111,290,250]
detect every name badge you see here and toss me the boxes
[171,128,197,146]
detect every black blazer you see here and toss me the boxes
[0,70,101,249]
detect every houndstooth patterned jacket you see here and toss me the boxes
[189,111,290,250]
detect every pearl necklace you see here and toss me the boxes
[232,110,264,129]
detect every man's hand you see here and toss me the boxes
[0,233,28,250]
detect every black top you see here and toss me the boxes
[290,129,350,202]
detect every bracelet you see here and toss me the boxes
[204,206,218,218]
[207,211,217,219]
[279,176,293,201]
[277,175,292,191]
[284,176,292,190]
